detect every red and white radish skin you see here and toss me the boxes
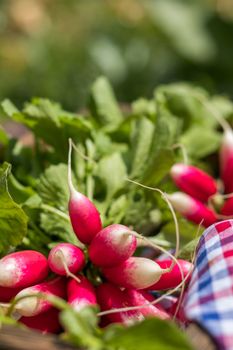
[170,163,217,202]
[96,283,169,325]
[15,277,66,317]
[67,275,97,311]
[20,308,61,334]
[125,289,170,320]
[167,192,217,227]
[68,139,102,245]
[96,283,144,325]
[88,224,137,267]
[0,251,49,288]
[48,243,85,275]
[220,129,233,194]
[102,257,168,290]
[146,259,193,291]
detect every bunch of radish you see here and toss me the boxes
[167,121,233,227]
[0,139,194,335]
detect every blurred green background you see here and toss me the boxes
[1,0,233,110]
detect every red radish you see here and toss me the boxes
[96,283,144,325]
[67,275,97,311]
[89,224,137,267]
[0,286,22,302]
[68,139,102,244]
[96,283,169,325]
[125,289,170,320]
[0,251,49,288]
[48,243,85,276]
[220,129,233,194]
[167,192,217,227]
[146,259,193,291]
[170,163,217,202]
[15,277,66,317]
[102,257,169,290]
[168,298,187,323]
[20,308,61,334]
[221,197,233,216]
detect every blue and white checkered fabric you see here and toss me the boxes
[183,220,233,350]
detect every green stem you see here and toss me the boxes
[41,204,70,221]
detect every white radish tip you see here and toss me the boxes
[223,128,233,146]
[16,295,38,316]
[0,261,19,287]
[167,192,194,214]
[170,163,187,178]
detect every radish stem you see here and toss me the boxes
[126,178,180,270]
[41,204,70,221]
[54,250,81,283]
[172,143,189,165]
[68,138,76,194]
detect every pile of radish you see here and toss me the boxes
[167,119,233,227]
[0,139,194,334]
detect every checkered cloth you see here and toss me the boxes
[183,220,233,350]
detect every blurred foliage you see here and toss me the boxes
[1,0,233,110]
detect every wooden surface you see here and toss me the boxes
[186,323,216,350]
[0,323,217,350]
[0,325,77,350]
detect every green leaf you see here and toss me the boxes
[179,237,201,260]
[132,98,156,120]
[104,318,193,350]
[145,0,215,62]
[130,117,155,180]
[60,307,103,350]
[140,90,181,185]
[40,210,78,245]
[96,152,127,200]
[211,96,233,120]
[89,76,123,127]
[37,164,79,245]
[180,126,221,159]
[160,216,200,246]
[8,173,35,204]
[105,194,128,225]
[1,99,20,116]
[38,163,70,212]
[1,99,92,161]
[0,162,28,254]
[143,149,175,186]
[0,126,8,146]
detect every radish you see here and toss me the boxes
[0,286,22,302]
[170,163,217,202]
[15,277,66,317]
[221,197,233,216]
[167,297,187,323]
[125,289,170,320]
[48,243,85,276]
[96,283,144,325]
[67,275,97,311]
[20,308,61,334]
[102,257,171,290]
[68,139,102,244]
[220,129,233,194]
[96,283,169,325]
[167,192,217,227]
[146,259,193,291]
[0,251,49,288]
[88,224,137,267]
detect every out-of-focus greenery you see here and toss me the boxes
[1,0,233,110]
